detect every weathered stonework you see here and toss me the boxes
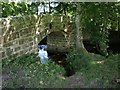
[0,15,74,59]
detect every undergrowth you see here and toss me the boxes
[81,54,120,88]
[2,51,120,88]
[66,48,119,88]
[2,53,66,88]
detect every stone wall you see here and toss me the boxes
[0,15,74,59]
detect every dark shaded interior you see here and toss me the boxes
[38,36,47,45]
[108,31,120,54]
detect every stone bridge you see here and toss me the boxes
[0,15,75,59]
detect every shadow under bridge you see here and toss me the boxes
[38,31,73,53]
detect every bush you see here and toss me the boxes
[66,48,92,72]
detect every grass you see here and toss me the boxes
[2,53,66,88]
[2,52,120,88]
[77,53,120,88]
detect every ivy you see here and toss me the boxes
[1,2,40,17]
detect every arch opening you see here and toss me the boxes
[37,31,75,77]
[38,36,47,46]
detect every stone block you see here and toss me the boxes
[23,48,29,54]
[29,42,33,46]
[15,23,24,30]
[22,23,28,28]
[28,46,33,51]
[41,15,51,23]
[10,18,18,25]
[6,48,13,56]
[52,24,63,31]
[17,17,25,23]
[14,46,20,52]
[0,52,2,59]
[13,40,18,45]
[19,50,24,55]
[0,18,7,27]
[40,21,49,28]
[52,15,62,21]
[23,16,31,24]
[30,16,37,25]
[11,21,20,28]
[3,41,14,47]
[19,29,29,37]
[27,37,33,42]
[14,32,19,39]
[0,27,3,35]
[19,38,25,45]
[0,19,3,28]
[36,17,41,25]
[22,43,29,49]
[9,26,15,33]
[25,27,32,34]
[8,34,13,41]
[0,36,3,45]
[13,52,19,56]
[3,35,9,43]
[0,51,6,58]
[1,26,7,34]
[8,32,19,41]
[30,27,36,33]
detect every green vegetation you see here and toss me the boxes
[80,2,119,56]
[1,1,120,88]
[67,49,119,88]
[82,54,119,88]
[66,48,91,72]
[2,52,120,88]
[1,2,40,17]
[2,54,66,88]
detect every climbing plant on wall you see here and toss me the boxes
[1,2,40,17]
[52,2,76,17]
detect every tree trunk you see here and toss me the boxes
[75,3,87,53]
